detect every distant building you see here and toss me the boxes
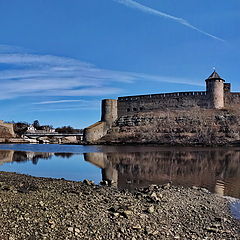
[26,125,55,133]
[27,125,36,133]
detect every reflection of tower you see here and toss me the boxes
[215,180,225,196]
[0,150,14,165]
[102,168,118,187]
[84,152,118,186]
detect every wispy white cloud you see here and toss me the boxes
[115,0,224,42]
[0,44,26,53]
[31,99,100,112]
[34,100,88,105]
[32,107,99,112]
[0,46,202,102]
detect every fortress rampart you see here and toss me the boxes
[83,71,240,143]
[118,91,209,116]
[0,120,15,139]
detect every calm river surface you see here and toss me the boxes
[0,144,240,200]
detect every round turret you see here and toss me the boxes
[101,99,118,126]
[205,71,225,109]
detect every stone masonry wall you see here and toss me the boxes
[225,92,240,107]
[0,121,15,138]
[83,122,107,143]
[118,92,209,117]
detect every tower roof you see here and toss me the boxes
[206,71,225,82]
[208,71,222,79]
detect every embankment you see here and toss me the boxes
[98,108,240,146]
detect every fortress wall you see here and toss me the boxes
[224,92,240,108]
[83,121,108,143]
[0,121,15,138]
[118,91,208,117]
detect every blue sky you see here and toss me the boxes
[0,0,239,128]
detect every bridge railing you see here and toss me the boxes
[24,132,83,136]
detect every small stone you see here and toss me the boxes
[83,179,93,185]
[100,180,108,186]
[132,224,141,230]
[147,206,155,213]
[149,184,158,191]
[122,210,133,218]
[108,207,117,212]
[214,217,222,222]
[145,227,152,235]
[150,192,161,202]
[150,192,157,198]
[212,223,221,228]
[200,188,210,193]
[152,230,159,235]
[163,183,171,189]
[75,228,80,233]
[140,213,148,219]
[2,185,10,191]
[206,227,218,233]
[68,227,74,232]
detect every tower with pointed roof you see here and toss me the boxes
[205,71,225,109]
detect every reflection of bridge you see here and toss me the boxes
[24,132,83,140]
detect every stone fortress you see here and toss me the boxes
[0,120,15,141]
[83,71,240,144]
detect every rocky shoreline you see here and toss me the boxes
[0,172,239,239]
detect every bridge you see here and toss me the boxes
[23,132,83,140]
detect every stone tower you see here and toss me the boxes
[101,99,118,126]
[205,71,225,109]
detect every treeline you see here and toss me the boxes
[11,120,82,136]
[55,126,83,134]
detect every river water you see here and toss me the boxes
[0,144,240,200]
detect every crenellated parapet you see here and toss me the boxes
[119,91,207,102]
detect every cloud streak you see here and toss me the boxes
[0,50,202,101]
[34,100,88,105]
[115,0,224,42]
[31,99,100,112]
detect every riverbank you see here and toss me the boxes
[0,172,239,240]
[87,109,240,146]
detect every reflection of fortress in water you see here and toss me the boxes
[1,148,240,198]
[84,149,240,198]
[0,150,73,165]
[0,150,55,165]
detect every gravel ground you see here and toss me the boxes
[0,172,239,240]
